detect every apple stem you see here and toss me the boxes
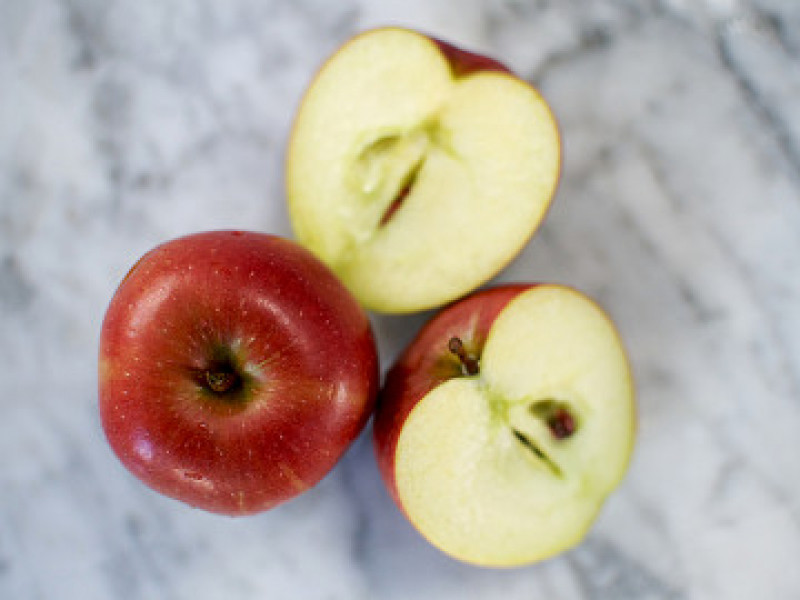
[448,337,480,376]
[547,408,576,440]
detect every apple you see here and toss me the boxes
[286,27,561,313]
[98,231,379,515]
[374,284,635,566]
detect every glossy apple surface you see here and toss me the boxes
[287,27,561,313]
[99,231,379,515]
[374,284,635,566]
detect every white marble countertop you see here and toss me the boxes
[2,1,799,598]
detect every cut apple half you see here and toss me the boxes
[375,285,635,566]
[287,28,561,313]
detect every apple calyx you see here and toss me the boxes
[447,336,480,376]
[190,352,249,405]
[203,361,242,395]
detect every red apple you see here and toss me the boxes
[286,27,561,313]
[99,231,379,515]
[374,284,635,566]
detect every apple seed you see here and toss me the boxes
[547,408,575,440]
[529,399,577,440]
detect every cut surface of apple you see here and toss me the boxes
[376,285,635,566]
[287,28,560,313]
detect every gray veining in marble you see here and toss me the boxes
[1,1,799,598]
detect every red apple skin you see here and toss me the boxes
[373,284,535,506]
[431,37,513,77]
[99,231,379,515]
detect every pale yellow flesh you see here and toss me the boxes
[287,28,560,313]
[394,286,635,566]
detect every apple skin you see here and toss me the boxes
[431,36,513,77]
[374,284,531,505]
[99,231,379,515]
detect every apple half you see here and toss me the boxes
[374,284,635,566]
[286,28,561,313]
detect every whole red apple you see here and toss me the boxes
[374,284,635,566]
[99,231,379,515]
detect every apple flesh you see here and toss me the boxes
[286,27,561,313]
[99,231,379,515]
[374,284,635,566]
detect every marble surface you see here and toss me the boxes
[2,0,799,598]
